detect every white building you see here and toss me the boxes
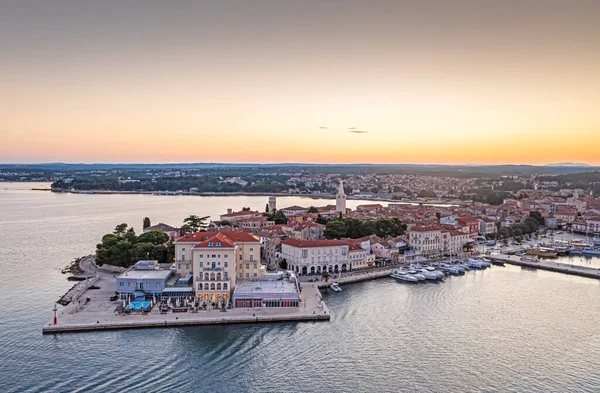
[281,239,350,274]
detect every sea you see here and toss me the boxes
[1,182,600,393]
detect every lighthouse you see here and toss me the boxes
[336,180,346,213]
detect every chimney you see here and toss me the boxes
[227,208,232,214]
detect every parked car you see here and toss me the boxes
[109,295,119,301]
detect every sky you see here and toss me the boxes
[1,1,599,165]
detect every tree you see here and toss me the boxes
[220,220,232,227]
[324,220,347,239]
[114,223,128,235]
[316,214,328,225]
[268,210,288,225]
[183,215,210,232]
[523,217,539,233]
[513,227,523,237]
[498,227,510,239]
[242,207,251,211]
[529,211,545,226]
[322,271,330,282]
[143,217,151,229]
[435,212,441,220]
[418,189,437,198]
[308,206,319,213]
[279,259,288,270]
[265,203,270,213]
[137,230,169,245]
[124,227,137,243]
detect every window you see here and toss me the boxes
[224,262,228,268]
[120,282,123,287]
[246,264,249,269]
[128,282,133,287]
[239,255,242,260]
[246,273,249,278]
[200,262,203,267]
[199,254,203,258]
[216,242,221,247]
[208,242,214,247]
[254,263,257,269]
[239,263,242,269]
[250,248,254,252]
[253,273,257,277]
[212,254,216,258]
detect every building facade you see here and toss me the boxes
[281,239,350,274]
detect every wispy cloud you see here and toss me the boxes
[349,130,368,134]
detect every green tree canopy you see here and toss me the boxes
[137,230,169,245]
[324,220,347,239]
[308,206,319,213]
[143,217,151,229]
[268,210,288,225]
[113,223,128,235]
[183,215,210,232]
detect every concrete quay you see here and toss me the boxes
[491,255,600,280]
[313,267,397,289]
[43,279,329,334]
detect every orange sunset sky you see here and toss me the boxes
[1,1,599,165]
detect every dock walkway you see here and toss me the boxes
[491,255,600,280]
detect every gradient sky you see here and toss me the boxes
[1,1,599,165]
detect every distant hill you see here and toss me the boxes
[546,162,591,167]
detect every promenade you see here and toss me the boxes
[43,277,329,334]
[491,255,600,280]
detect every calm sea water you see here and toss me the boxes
[1,183,600,393]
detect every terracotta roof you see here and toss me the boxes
[409,225,444,232]
[176,231,259,244]
[221,211,256,217]
[282,239,349,248]
[193,232,235,248]
[144,223,178,232]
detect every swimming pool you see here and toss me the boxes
[126,300,151,310]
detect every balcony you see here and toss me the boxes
[196,275,229,282]
[201,266,224,271]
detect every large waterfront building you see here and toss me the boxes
[281,239,351,274]
[174,231,264,303]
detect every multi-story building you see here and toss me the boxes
[174,231,263,303]
[192,232,235,304]
[281,205,309,217]
[478,217,497,236]
[281,239,350,274]
[408,226,444,256]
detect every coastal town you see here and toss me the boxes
[44,176,600,333]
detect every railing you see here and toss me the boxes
[196,276,229,282]
[201,266,224,271]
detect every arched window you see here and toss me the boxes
[217,273,222,280]
[217,283,222,290]
[204,273,209,280]
[210,273,215,280]
[223,283,228,290]
[204,283,209,290]
[210,283,215,290]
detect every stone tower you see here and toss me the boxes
[336,180,346,213]
[268,196,277,212]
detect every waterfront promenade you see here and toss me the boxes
[43,276,329,334]
[491,255,600,279]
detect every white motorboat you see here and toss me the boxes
[391,271,419,283]
[330,283,342,292]
[418,269,442,280]
[407,269,426,281]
